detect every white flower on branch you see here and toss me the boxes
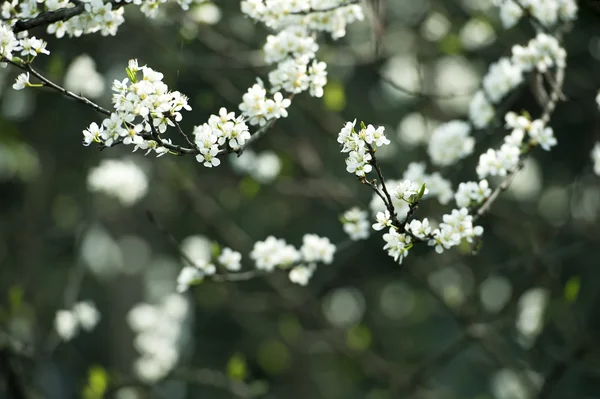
[382,228,411,263]
[300,234,336,264]
[12,72,29,90]
[511,33,566,73]
[482,58,523,104]
[289,263,316,286]
[218,247,242,272]
[455,180,491,208]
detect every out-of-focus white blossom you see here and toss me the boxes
[128,294,190,383]
[64,54,105,98]
[54,300,101,342]
[469,91,495,129]
[428,120,474,166]
[494,0,577,29]
[516,288,549,347]
[87,158,148,206]
[342,207,370,241]
[591,142,600,176]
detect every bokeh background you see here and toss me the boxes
[2,0,600,398]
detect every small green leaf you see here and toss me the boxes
[564,276,580,303]
[211,241,221,258]
[360,121,367,131]
[82,366,108,399]
[323,79,346,112]
[126,68,137,83]
[227,353,247,381]
[417,183,427,201]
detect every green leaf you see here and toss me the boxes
[82,366,108,399]
[417,183,427,201]
[360,121,367,131]
[564,276,580,303]
[323,79,346,112]
[211,241,221,259]
[126,68,137,83]
[227,353,247,381]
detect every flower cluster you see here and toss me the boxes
[341,207,370,241]
[455,180,492,208]
[86,158,148,206]
[54,301,100,342]
[1,0,196,39]
[250,234,336,285]
[338,120,390,177]
[381,228,412,263]
[427,208,484,254]
[127,294,190,382]
[476,111,556,178]
[512,33,566,73]
[241,0,364,39]
[468,29,566,130]
[0,22,50,65]
[82,60,191,155]
[176,235,243,291]
[238,84,291,127]
[494,0,577,30]
[193,107,251,167]
[428,120,475,166]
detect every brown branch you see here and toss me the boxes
[13,2,85,33]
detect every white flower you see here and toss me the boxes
[177,266,203,292]
[218,247,242,271]
[289,264,316,286]
[382,228,411,263]
[73,301,100,331]
[372,210,392,231]
[528,120,557,151]
[392,180,428,203]
[455,180,491,208]
[250,236,299,271]
[12,72,30,90]
[482,58,523,103]
[407,218,431,239]
[55,310,78,341]
[300,234,336,264]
